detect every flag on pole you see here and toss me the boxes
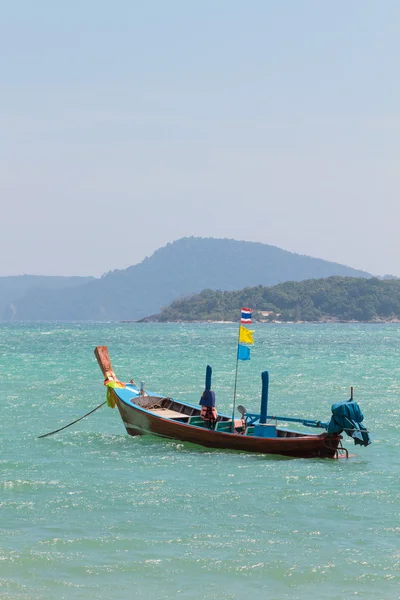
[240,308,252,323]
[239,325,254,345]
[232,310,255,427]
[237,344,251,360]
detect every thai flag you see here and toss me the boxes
[240,308,252,323]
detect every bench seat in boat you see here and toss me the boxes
[151,409,190,421]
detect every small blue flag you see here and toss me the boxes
[237,344,250,361]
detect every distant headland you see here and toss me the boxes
[1,237,396,322]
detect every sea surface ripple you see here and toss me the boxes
[1,323,399,599]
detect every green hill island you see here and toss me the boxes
[140,276,400,323]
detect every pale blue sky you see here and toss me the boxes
[1,1,399,276]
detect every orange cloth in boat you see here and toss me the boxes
[200,406,218,421]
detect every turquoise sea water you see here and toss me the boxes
[1,323,399,600]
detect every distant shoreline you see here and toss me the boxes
[126,318,400,324]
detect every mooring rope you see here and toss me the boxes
[38,401,107,438]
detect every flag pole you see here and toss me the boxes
[231,308,253,432]
[231,326,241,431]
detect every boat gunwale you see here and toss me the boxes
[115,387,330,441]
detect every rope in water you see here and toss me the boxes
[38,401,107,438]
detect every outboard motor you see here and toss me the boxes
[199,365,218,427]
[327,399,371,446]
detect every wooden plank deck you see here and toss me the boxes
[151,409,188,419]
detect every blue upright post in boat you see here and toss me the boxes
[254,370,277,438]
[259,371,269,424]
[200,365,217,427]
[205,365,212,391]
[200,365,215,407]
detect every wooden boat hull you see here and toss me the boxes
[112,390,341,459]
[93,346,342,459]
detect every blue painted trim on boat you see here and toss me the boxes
[244,411,328,429]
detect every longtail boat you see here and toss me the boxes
[94,346,371,459]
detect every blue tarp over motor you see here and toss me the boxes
[327,400,371,446]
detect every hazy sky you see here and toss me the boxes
[1,1,399,277]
